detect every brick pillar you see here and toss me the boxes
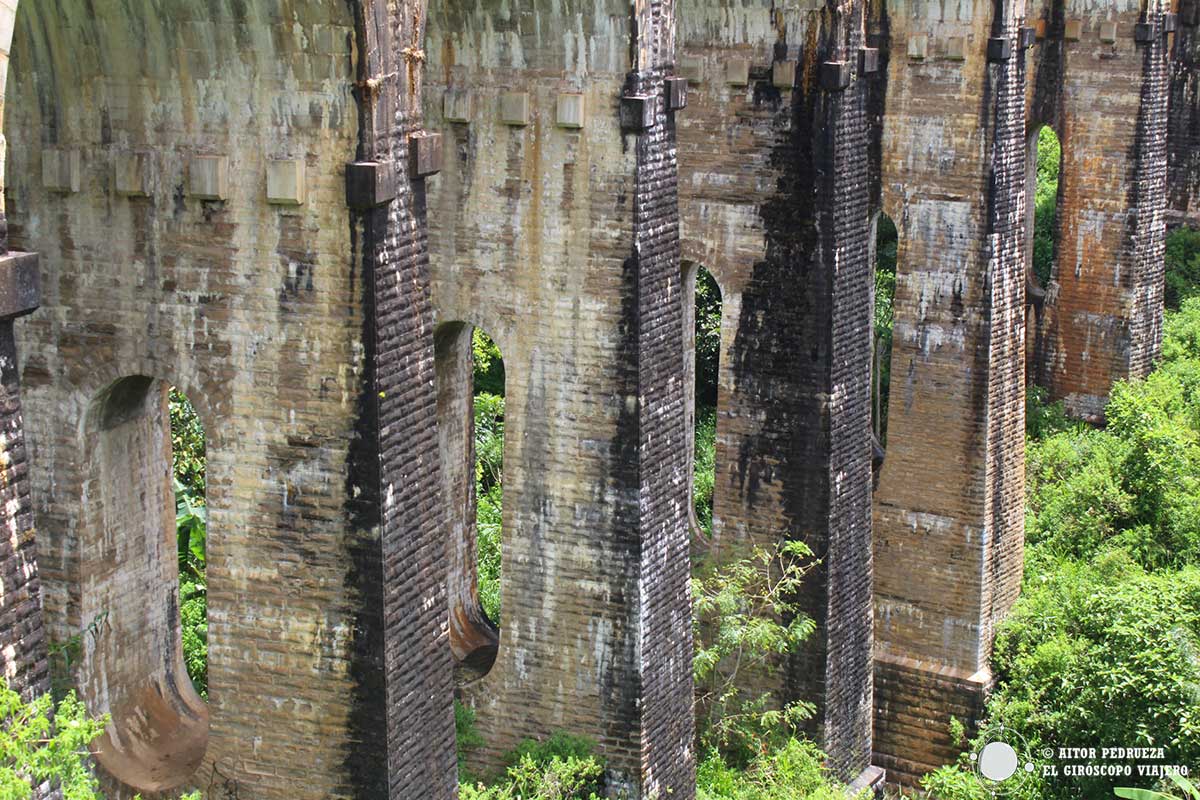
[872,0,1027,785]
[710,17,876,785]
[1034,3,1171,417]
[347,1,457,797]
[0,250,44,700]
[627,9,698,795]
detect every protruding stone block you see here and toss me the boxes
[0,251,40,320]
[860,47,880,73]
[443,90,473,123]
[41,149,80,194]
[1064,19,1083,40]
[908,34,929,60]
[1099,21,1118,42]
[820,60,852,91]
[944,36,966,60]
[1134,21,1155,41]
[619,95,656,131]
[267,159,306,205]
[1019,27,1037,48]
[409,133,443,179]
[345,161,397,208]
[556,93,585,129]
[114,152,151,198]
[188,155,228,201]
[666,77,688,111]
[987,36,1012,61]
[500,92,529,126]
[1035,19,1048,39]
[1163,12,1178,32]
[679,55,703,83]
[725,58,750,86]
[772,60,797,89]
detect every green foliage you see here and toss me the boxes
[473,330,506,397]
[47,613,108,704]
[695,268,722,411]
[1116,773,1200,800]
[459,733,605,800]
[874,215,897,446]
[696,739,867,800]
[1024,306,1200,570]
[693,409,717,537]
[1032,127,1061,287]
[692,541,818,765]
[0,681,106,800]
[455,700,485,781]
[169,390,208,698]
[169,389,206,502]
[1166,227,1200,311]
[474,391,505,624]
[1025,385,1076,441]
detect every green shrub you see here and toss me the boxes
[459,732,604,800]
[1166,227,1200,311]
[0,682,107,800]
[692,541,817,766]
[1032,127,1061,287]
[474,392,505,624]
[697,739,867,800]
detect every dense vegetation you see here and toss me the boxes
[922,245,1200,800]
[171,389,208,697]
[1032,127,1062,288]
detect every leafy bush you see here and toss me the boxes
[1,681,107,800]
[1166,227,1200,311]
[1026,384,1076,441]
[692,541,818,765]
[458,731,605,800]
[474,392,505,624]
[170,390,208,698]
[697,739,867,800]
[1032,127,1061,287]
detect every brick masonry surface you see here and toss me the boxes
[0,0,1187,796]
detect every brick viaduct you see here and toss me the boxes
[0,0,1189,797]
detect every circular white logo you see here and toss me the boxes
[979,741,1020,782]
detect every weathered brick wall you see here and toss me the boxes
[0,313,47,703]
[871,0,1028,784]
[3,1,393,796]
[1030,0,1171,417]
[423,0,695,793]
[675,0,876,780]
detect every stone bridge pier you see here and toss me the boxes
[0,0,1187,796]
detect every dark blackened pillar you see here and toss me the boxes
[345,0,456,797]
[0,250,45,701]
[717,1,877,782]
[626,26,698,800]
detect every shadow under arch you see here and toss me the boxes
[434,320,504,683]
[77,375,209,793]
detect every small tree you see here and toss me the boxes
[0,680,106,800]
[692,540,818,765]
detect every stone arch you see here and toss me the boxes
[77,375,209,793]
[434,319,505,680]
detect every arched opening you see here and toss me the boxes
[1029,125,1063,290]
[435,322,505,683]
[75,376,209,793]
[1026,125,1062,383]
[684,262,722,540]
[871,213,898,464]
[170,388,208,700]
